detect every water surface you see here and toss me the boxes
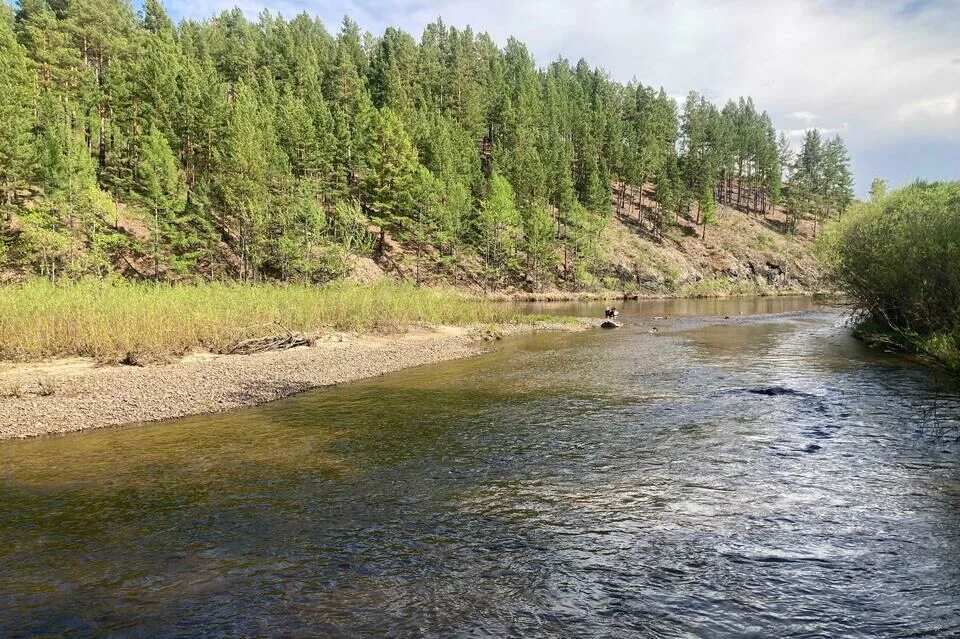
[1,298,959,637]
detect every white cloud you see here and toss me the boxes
[787,111,818,124]
[897,93,959,121]
[785,124,850,142]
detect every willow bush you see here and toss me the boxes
[818,181,960,374]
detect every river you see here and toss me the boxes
[1,298,958,637]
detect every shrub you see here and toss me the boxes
[818,181,960,374]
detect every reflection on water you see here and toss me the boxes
[1,299,959,637]
[514,294,824,320]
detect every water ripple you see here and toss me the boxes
[0,303,958,637]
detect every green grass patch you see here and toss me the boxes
[754,231,777,251]
[675,277,769,298]
[0,279,552,362]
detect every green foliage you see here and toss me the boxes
[477,173,521,286]
[869,177,887,203]
[786,130,853,235]
[818,181,960,375]
[363,107,420,246]
[329,198,373,254]
[213,81,283,279]
[522,200,557,289]
[0,0,842,292]
[140,127,185,213]
[0,8,35,205]
[699,186,717,239]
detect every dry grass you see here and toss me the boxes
[0,279,550,362]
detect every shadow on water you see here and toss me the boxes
[1,299,959,637]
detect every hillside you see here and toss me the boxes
[602,205,819,296]
[357,183,821,296]
[0,2,839,295]
[1,182,820,296]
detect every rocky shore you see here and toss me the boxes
[0,322,586,440]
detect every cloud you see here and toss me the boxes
[785,123,850,142]
[163,0,960,196]
[787,111,818,124]
[898,93,959,121]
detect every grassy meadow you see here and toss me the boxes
[0,279,544,363]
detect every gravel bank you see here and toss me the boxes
[0,322,586,440]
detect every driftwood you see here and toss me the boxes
[227,322,312,355]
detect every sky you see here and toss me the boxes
[162,0,960,197]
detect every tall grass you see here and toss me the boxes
[0,279,538,362]
[817,180,960,377]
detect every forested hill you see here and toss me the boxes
[0,0,853,293]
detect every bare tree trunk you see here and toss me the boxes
[153,206,159,281]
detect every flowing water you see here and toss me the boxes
[1,298,959,638]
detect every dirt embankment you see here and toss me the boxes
[0,322,588,440]
[601,203,821,294]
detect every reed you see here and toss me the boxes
[0,279,541,362]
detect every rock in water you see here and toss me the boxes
[746,386,812,397]
[601,320,621,329]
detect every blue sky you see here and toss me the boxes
[160,0,960,197]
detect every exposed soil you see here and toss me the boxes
[602,203,821,293]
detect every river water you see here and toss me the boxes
[1,298,959,638]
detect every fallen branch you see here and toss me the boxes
[226,321,313,355]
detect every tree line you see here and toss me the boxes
[0,0,854,287]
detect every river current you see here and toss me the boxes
[1,298,958,637]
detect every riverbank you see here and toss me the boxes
[0,321,588,440]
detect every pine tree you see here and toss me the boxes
[791,129,825,235]
[0,9,35,209]
[139,126,184,278]
[108,1,181,193]
[213,82,279,280]
[433,177,471,272]
[699,185,717,240]
[276,92,320,178]
[477,172,521,288]
[523,201,557,290]
[824,135,854,219]
[326,35,375,199]
[1,3,855,285]
[271,177,326,281]
[14,0,80,92]
[362,108,419,252]
[776,132,793,183]
[681,92,719,223]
